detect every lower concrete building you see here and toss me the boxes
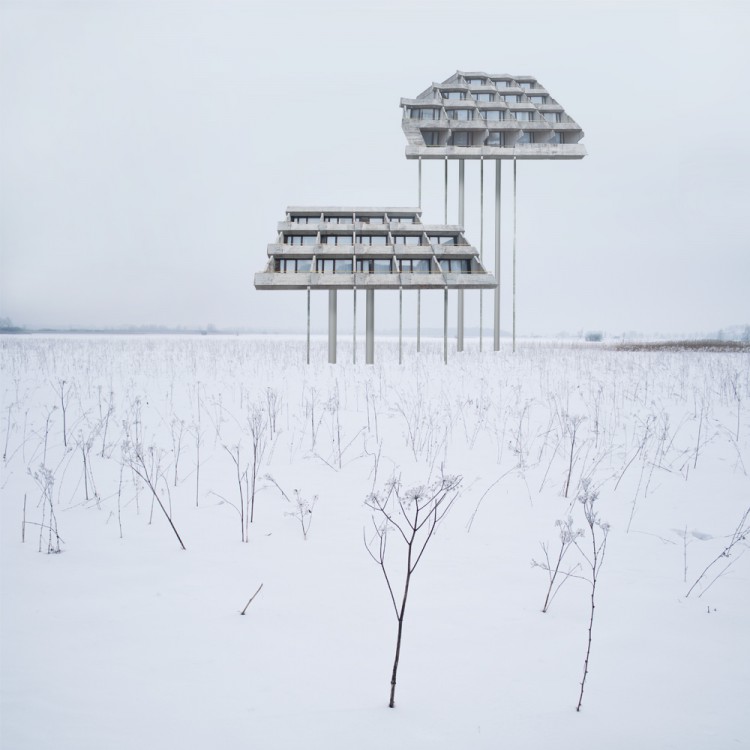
[254,207,497,363]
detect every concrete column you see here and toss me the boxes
[398,288,403,365]
[494,160,502,351]
[444,157,448,223]
[306,287,311,365]
[328,289,337,364]
[365,289,374,365]
[353,288,357,364]
[479,157,484,353]
[417,289,421,353]
[513,157,517,354]
[418,156,422,209]
[443,287,448,365]
[457,159,465,352]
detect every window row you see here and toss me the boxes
[411,109,562,122]
[422,131,568,147]
[291,214,416,225]
[273,258,471,274]
[461,78,538,89]
[284,234,460,245]
[433,92,547,103]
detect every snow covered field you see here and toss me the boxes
[1,334,748,749]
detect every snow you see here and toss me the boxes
[1,334,748,749]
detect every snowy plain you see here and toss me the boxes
[1,334,748,750]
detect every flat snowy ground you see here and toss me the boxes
[1,335,748,749]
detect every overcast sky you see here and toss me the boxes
[1,0,748,336]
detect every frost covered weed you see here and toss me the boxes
[1,335,749,713]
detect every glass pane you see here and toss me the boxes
[486,132,503,146]
[516,132,531,144]
[371,235,387,245]
[430,236,455,245]
[301,235,316,245]
[513,111,530,121]
[296,259,311,272]
[422,131,440,146]
[373,260,391,274]
[493,79,509,87]
[474,93,493,102]
[484,110,502,121]
[391,215,414,223]
[336,259,353,273]
[413,259,430,273]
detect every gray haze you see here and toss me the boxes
[1,0,748,337]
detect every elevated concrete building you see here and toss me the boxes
[401,71,586,160]
[401,71,586,352]
[254,207,496,364]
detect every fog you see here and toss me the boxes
[1,0,748,336]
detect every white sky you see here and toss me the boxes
[1,0,748,336]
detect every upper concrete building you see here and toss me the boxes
[400,71,586,160]
[254,207,496,291]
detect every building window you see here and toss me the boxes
[390,215,415,223]
[493,79,509,87]
[466,77,485,85]
[356,215,385,224]
[528,95,547,104]
[447,109,473,121]
[484,110,504,121]
[373,259,392,274]
[422,130,441,146]
[516,132,534,144]
[501,95,519,103]
[291,216,318,224]
[400,259,431,273]
[285,235,316,245]
[393,235,422,245]
[442,91,466,100]
[316,258,335,273]
[409,107,440,120]
[512,110,531,121]
[335,259,353,274]
[548,132,565,144]
[323,215,352,224]
[277,258,312,273]
[448,131,474,146]
[357,235,388,246]
[519,81,536,89]
[439,259,471,273]
[485,132,504,146]
[543,112,561,123]
[473,92,494,102]
[322,235,353,245]
[429,235,456,246]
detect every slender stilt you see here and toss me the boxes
[306,287,311,365]
[328,290,337,364]
[513,157,517,354]
[443,287,448,365]
[398,288,403,365]
[366,289,374,365]
[494,160,502,351]
[479,157,484,353]
[444,157,448,223]
[417,289,421,353]
[457,159,465,352]
[353,287,357,364]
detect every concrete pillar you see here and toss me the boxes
[417,289,421,353]
[353,288,357,364]
[443,287,448,365]
[513,157,517,354]
[306,287,311,365]
[444,157,448,223]
[494,160,502,351]
[365,289,374,365]
[457,159,465,352]
[398,288,403,365]
[328,289,337,364]
[479,157,484,353]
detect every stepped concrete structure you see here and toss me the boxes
[401,71,586,352]
[254,207,496,364]
[401,71,586,160]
